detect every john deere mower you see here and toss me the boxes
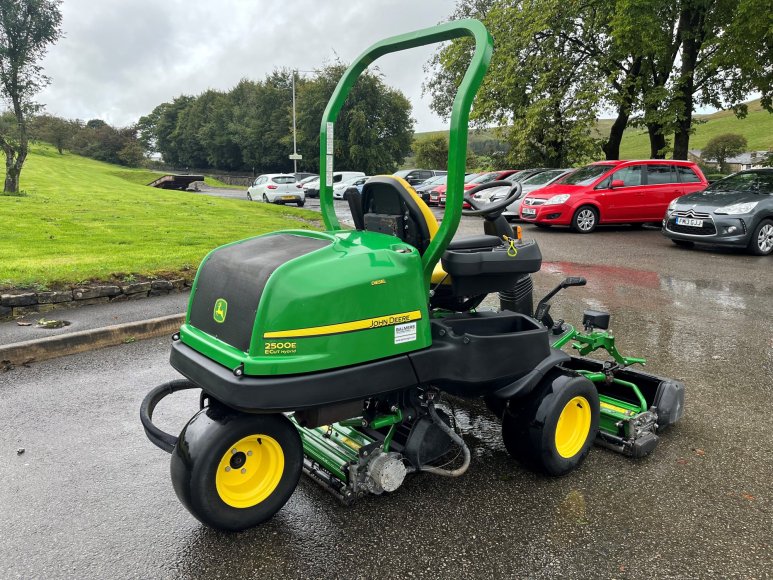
[140,20,684,532]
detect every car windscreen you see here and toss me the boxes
[559,164,614,186]
[524,170,563,185]
[393,170,412,178]
[272,176,296,184]
[706,171,773,194]
[469,172,497,184]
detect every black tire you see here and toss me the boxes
[502,371,599,476]
[671,239,694,248]
[570,206,598,233]
[630,223,644,229]
[170,407,302,532]
[297,200,305,207]
[748,219,773,256]
[247,192,252,201]
[262,194,269,203]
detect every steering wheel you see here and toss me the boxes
[462,180,522,216]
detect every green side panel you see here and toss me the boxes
[179,229,430,376]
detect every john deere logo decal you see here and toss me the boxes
[213,299,228,323]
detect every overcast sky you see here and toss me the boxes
[38,0,457,133]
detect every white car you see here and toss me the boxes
[332,175,370,199]
[247,174,305,206]
[484,169,574,220]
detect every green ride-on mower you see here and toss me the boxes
[140,20,684,532]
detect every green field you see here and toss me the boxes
[414,99,773,161]
[0,145,321,289]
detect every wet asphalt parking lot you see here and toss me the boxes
[1,195,772,579]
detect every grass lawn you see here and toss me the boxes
[0,145,321,289]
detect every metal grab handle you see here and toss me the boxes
[317,19,493,288]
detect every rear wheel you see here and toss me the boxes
[571,206,598,233]
[671,239,694,248]
[748,219,773,255]
[170,407,302,532]
[502,372,599,476]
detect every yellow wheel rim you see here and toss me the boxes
[554,396,592,458]
[215,434,284,509]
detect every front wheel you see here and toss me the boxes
[297,200,305,207]
[571,206,598,233]
[502,372,599,476]
[262,194,269,203]
[246,192,252,201]
[748,219,773,256]
[170,407,302,532]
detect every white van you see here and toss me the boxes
[305,171,366,198]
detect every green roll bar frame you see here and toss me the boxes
[317,19,493,289]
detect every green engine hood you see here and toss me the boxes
[179,229,431,375]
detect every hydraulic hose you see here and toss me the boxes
[418,403,471,477]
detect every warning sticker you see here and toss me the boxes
[394,322,417,344]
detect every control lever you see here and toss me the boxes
[534,276,587,327]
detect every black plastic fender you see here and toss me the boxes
[490,348,571,400]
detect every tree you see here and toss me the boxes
[0,0,62,193]
[414,134,448,169]
[702,133,747,173]
[30,113,77,153]
[295,64,414,175]
[425,0,603,167]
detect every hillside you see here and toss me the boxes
[0,145,320,288]
[413,99,773,162]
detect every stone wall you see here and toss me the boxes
[0,279,191,321]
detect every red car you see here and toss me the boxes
[430,173,480,206]
[518,160,708,233]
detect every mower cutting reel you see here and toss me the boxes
[140,19,684,532]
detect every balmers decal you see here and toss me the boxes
[263,310,422,340]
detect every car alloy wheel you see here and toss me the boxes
[571,206,598,233]
[752,221,773,255]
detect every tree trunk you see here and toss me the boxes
[647,123,667,158]
[602,58,642,161]
[602,112,629,160]
[672,7,706,160]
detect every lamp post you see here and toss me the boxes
[290,69,315,174]
[291,70,297,174]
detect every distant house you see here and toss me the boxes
[689,149,770,173]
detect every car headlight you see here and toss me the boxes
[714,201,758,215]
[544,194,570,206]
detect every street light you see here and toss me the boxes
[290,69,315,174]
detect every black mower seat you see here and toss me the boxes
[351,176,542,299]
[447,235,502,251]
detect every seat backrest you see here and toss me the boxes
[358,176,439,254]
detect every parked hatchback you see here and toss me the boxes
[662,168,773,255]
[247,174,304,206]
[519,160,707,233]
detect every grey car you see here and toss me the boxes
[662,168,773,255]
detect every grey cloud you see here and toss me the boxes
[37,0,454,131]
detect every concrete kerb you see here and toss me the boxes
[0,313,185,369]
